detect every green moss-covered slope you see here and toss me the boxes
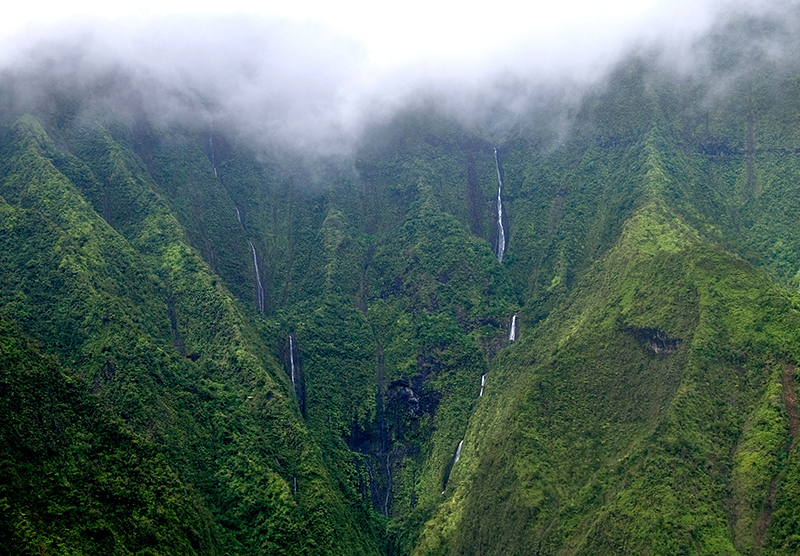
[0,115,382,555]
[2,6,800,555]
[417,198,800,554]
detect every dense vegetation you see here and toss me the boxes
[2,5,800,555]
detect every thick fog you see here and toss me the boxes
[0,0,794,156]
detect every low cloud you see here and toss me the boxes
[0,0,793,156]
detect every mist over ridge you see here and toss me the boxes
[0,0,796,157]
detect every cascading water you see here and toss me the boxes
[249,242,265,312]
[494,147,506,263]
[209,132,218,177]
[479,374,486,397]
[509,313,518,342]
[384,454,391,515]
[285,333,306,415]
[235,206,241,223]
[442,440,466,494]
[289,334,297,388]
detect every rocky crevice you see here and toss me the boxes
[626,326,682,355]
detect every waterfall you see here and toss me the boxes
[209,132,218,177]
[509,313,518,342]
[250,242,265,312]
[442,439,466,494]
[479,374,486,397]
[289,334,297,388]
[494,147,506,263]
[293,476,298,495]
[235,206,241,223]
[384,453,391,515]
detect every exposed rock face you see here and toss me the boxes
[627,326,682,355]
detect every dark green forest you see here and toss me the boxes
[2,6,800,555]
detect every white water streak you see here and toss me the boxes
[250,242,265,312]
[479,373,486,397]
[289,334,296,388]
[454,440,464,464]
[494,147,506,263]
[384,453,391,515]
[509,313,517,342]
[235,206,241,223]
[209,132,218,177]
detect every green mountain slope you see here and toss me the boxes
[417,199,800,554]
[0,115,382,555]
[2,6,800,555]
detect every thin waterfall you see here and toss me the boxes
[442,439,466,494]
[250,242,265,312]
[509,313,518,342]
[384,453,392,515]
[289,334,297,388]
[494,147,506,263]
[479,374,486,397]
[454,440,464,464]
[235,206,241,223]
[286,333,306,415]
[209,132,218,177]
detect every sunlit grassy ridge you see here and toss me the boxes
[415,195,800,554]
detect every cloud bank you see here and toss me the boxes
[0,0,792,155]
